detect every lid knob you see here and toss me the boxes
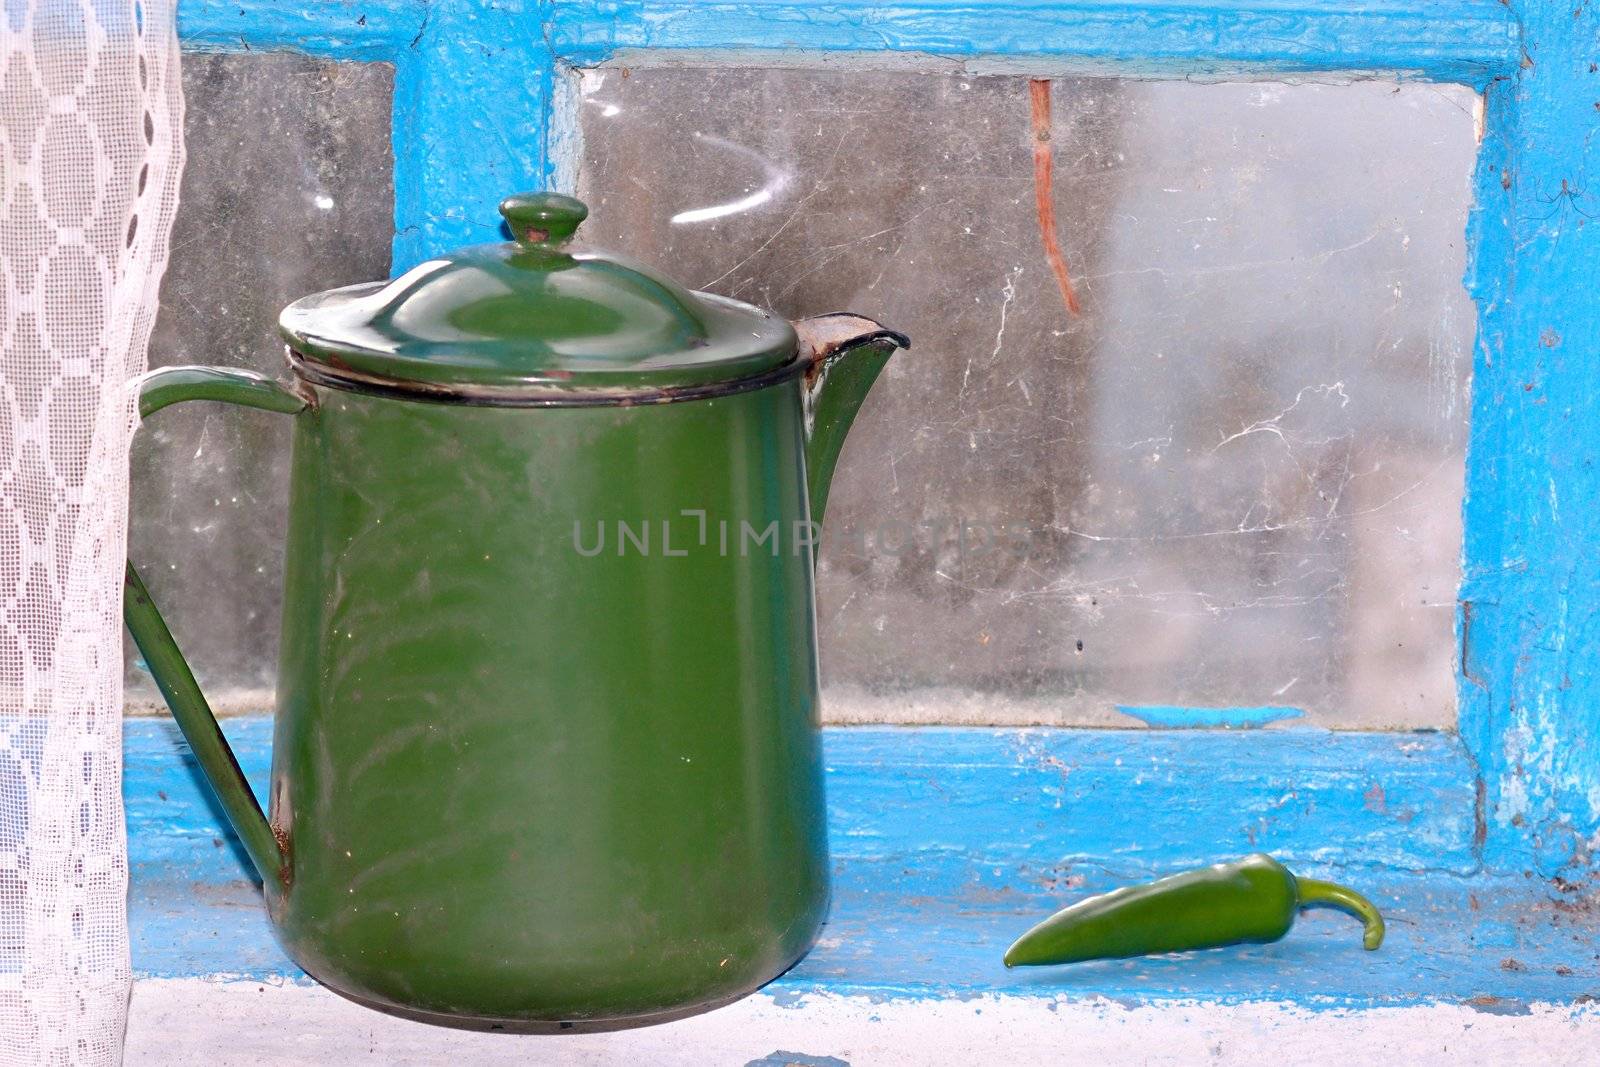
[499,192,588,248]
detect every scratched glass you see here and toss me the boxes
[126,53,395,710]
[578,71,1477,729]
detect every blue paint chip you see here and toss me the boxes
[1116,705,1305,729]
[1465,997,1533,1017]
[745,1054,850,1067]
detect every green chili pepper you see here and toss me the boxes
[1003,853,1384,968]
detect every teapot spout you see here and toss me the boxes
[797,314,909,527]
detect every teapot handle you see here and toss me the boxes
[124,365,310,891]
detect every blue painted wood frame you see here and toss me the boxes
[172,1,1600,883]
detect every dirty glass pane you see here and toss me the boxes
[578,71,1477,729]
[126,53,394,710]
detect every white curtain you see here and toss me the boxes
[0,0,183,1062]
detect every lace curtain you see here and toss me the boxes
[0,0,183,1062]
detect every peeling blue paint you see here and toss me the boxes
[550,0,1519,85]
[177,0,1521,84]
[1466,997,1535,1017]
[1116,705,1304,730]
[1457,0,1600,880]
[745,1053,851,1067]
[387,2,554,270]
[178,0,424,59]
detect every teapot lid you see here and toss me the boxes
[278,192,798,403]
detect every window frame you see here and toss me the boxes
[183,0,1591,880]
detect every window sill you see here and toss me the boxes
[128,718,1597,1015]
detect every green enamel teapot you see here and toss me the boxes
[125,192,907,1029]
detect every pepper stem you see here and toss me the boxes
[1295,878,1386,950]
